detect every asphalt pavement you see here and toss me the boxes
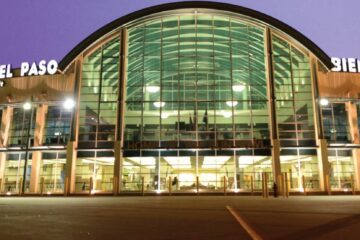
[0,196,359,240]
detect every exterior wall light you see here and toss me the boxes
[23,102,32,110]
[319,98,329,106]
[63,98,75,110]
[146,86,160,93]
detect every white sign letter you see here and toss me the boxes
[47,60,58,75]
[0,65,6,79]
[20,62,30,76]
[348,58,357,72]
[331,57,342,72]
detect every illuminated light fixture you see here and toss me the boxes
[226,101,238,107]
[146,86,160,93]
[23,102,31,110]
[234,189,240,193]
[164,157,191,169]
[232,84,246,92]
[154,102,165,108]
[128,157,156,166]
[63,98,75,110]
[46,191,52,195]
[6,192,11,196]
[155,190,162,194]
[221,111,232,118]
[90,190,96,195]
[238,156,267,168]
[319,98,329,106]
[202,156,230,168]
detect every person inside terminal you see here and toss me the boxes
[0,1,359,196]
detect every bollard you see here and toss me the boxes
[281,173,285,197]
[325,175,331,195]
[196,176,199,195]
[284,173,289,198]
[89,177,93,196]
[40,177,45,196]
[19,178,23,195]
[169,176,172,196]
[223,176,227,196]
[264,173,269,198]
[262,173,268,198]
[250,175,254,195]
[351,175,355,195]
[302,175,307,196]
[277,174,282,197]
[141,176,145,196]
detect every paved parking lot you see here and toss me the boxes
[0,196,359,240]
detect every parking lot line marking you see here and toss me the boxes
[226,206,263,240]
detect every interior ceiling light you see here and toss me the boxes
[221,111,232,118]
[232,84,246,92]
[202,156,230,168]
[146,86,160,93]
[226,101,238,107]
[154,102,165,108]
[164,157,191,169]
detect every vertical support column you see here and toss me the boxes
[346,102,360,144]
[0,152,5,192]
[0,107,13,192]
[65,141,77,195]
[30,104,48,193]
[310,58,329,193]
[318,139,330,192]
[0,107,13,148]
[346,101,360,190]
[265,28,281,188]
[353,149,360,191]
[114,29,127,195]
[65,58,83,195]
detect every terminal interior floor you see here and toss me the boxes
[0,196,359,240]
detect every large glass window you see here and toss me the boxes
[38,152,66,193]
[78,38,120,149]
[75,153,114,193]
[272,35,315,147]
[122,149,272,193]
[2,153,30,194]
[280,149,320,191]
[322,103,350,143]
[328,149,354,190]
[8,108,36,147]
[125,14,269,151]
[43,106,72,145]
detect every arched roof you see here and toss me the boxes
[59,1,333,71]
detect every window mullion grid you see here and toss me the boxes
[289,46,298,146]
[95,46,104,149]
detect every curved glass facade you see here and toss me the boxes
[74,12,320,193]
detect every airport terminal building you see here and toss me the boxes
[0,1,359,196]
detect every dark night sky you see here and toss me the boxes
[1,0,359,67]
